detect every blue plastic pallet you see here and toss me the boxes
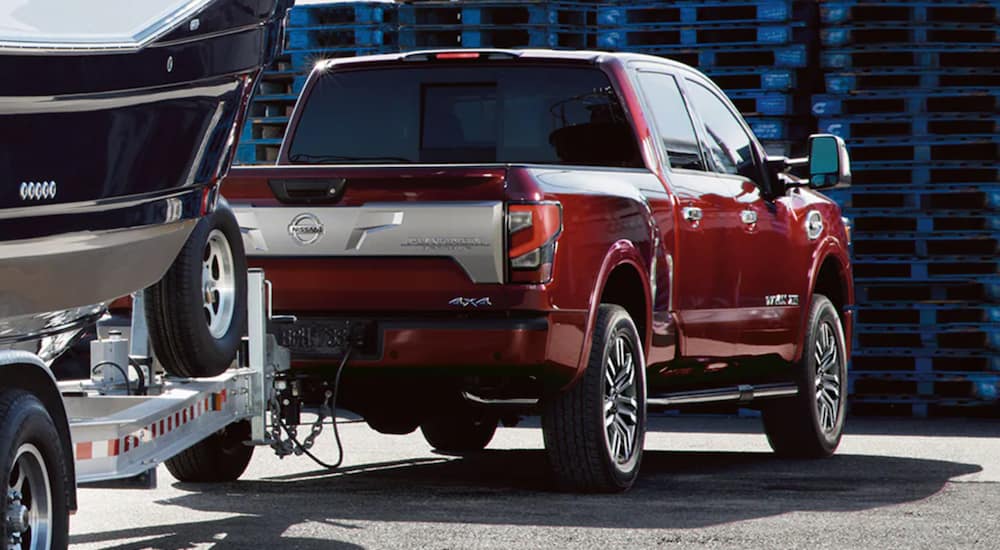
[821,45,999,70]
[289,47,396,71]
[825,68,1000,95]
[854,278,1000,303]
[727,91,803,116]
[835,136,1000,164]
[826,183,1000,209]
[842,207,1000,229]
[617,43,809,68]
[284,26,395,51]
[597,24,801,50]
[855,306,1000,327]
[703,67,796,91]
[852,347,998,359]
[397,25,587,50]
[853,257,999,282]
[745,117,809,140]
[848,161,1000,187]
[818,113,1000,140]
[287,2,396,28]
[821,1,1000,25]
[821,23,1000,48]
[398,2,595,28]
[811,91,1000,117]
[597,0,798,26]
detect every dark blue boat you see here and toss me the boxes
[0,0,292,358]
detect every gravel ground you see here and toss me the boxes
[70,415,1000,549]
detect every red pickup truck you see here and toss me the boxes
[225,49,854,492]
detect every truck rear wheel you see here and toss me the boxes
[0,389,70,550]
[164,420,253,483]
[146,200,248,378]
[420,409,498,453]
[542,304,646,493]
[762,294,847,458]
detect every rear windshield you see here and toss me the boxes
[287,65,642,168]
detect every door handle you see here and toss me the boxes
[740,210,758,225]
[682,206,703,222]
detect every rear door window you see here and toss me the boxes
[635,71,706,171]
[288,65,642,168]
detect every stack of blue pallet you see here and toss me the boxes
[237,1,401,164]
[596,0,819,157]
[815,0,1000,417]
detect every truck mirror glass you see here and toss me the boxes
[808,134,851,189]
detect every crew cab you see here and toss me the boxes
[224,49,854,493]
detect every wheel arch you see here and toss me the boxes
[801,245,854,362]
[568,240,652,389]
[0,351,77,511]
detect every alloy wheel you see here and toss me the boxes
[5,443,52,550]
[202,229,236,339]
[604,334,639,464]
[814,321,842,434]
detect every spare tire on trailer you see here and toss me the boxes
[146,199,247,378]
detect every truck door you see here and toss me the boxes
[681,78,800,360]
[633,69,744,358]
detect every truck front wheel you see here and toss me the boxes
[762,294,848,457]
[0,389,70,550]
[542,304,646,493]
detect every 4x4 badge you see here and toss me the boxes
[449,297,492,308]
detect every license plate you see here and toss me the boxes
[270,319,372,359]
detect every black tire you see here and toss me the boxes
[420,409,498,453]
[364,414,420,435]
[542,304,646,493]
[164,421,253,483]
[0,389,70,550]
[762,294,848,458]
[146,200,248,378]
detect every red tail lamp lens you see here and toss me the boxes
[508,203,561,283]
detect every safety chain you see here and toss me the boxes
[269,389,334,458]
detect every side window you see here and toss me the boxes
[685,81,760,182]
[636,71,706,171]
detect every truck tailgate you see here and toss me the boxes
[224,165,509,297]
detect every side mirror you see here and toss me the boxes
[808,134,851,189]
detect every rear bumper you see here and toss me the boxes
[288,312,588,383]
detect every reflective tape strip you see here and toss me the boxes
[74,394,225,461]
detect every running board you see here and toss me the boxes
[647,383,798,407]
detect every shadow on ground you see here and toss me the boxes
[70,449,981,549]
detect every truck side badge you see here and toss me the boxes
[765,294,800,307]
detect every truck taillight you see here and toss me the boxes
[508,202,562,284]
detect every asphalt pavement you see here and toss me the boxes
[70,415,1000,549]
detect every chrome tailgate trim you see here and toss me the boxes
[234,202,505,284]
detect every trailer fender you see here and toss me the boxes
[0,351,77,511]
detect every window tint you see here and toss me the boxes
[685,81,758,180]
[288,66,642,168]
[636,71,705,171]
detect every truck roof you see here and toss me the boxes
[317,48,697,74]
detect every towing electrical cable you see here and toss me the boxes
[275,345,352,470]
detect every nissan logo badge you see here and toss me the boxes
[288,213,324,246]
